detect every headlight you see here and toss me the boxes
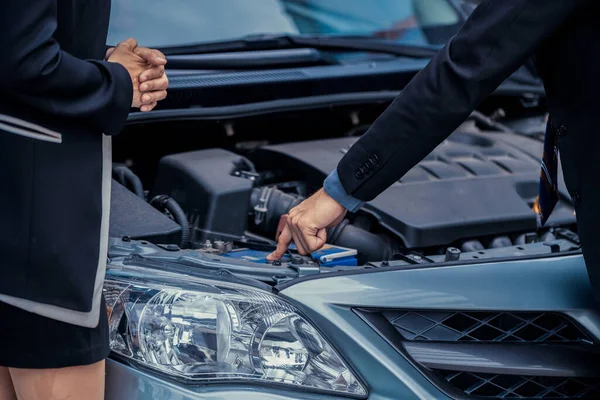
[103,267,366,396]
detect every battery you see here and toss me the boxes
[221,248,291,263]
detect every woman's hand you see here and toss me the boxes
[106,39,168,112]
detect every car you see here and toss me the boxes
[103,1,600,399]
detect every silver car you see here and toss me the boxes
[104,1,600,399]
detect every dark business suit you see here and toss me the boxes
[0,0,132,327]
[335,0,600,294]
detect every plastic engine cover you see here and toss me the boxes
[151,149,254,243]
[250,131,577,248]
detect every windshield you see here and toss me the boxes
[108,0,462,48]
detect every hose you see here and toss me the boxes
[327,220,399,263]
[150,195,190,249]
[249,186,399,261]
[249,187,302,236]
[113,165,144,198]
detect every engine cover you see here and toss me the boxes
[151,149,255,243]
[252,130,576,248]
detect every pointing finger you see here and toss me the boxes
[267,225,293,261]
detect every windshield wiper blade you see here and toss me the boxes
[165,48,339,69]
[160,34,440,59]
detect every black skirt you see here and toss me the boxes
[0,297,110,369]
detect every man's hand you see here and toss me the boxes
[267,188,347,261]
[106,38,168,111]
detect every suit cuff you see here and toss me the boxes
[323,169,366,213]
[92,60,133,135]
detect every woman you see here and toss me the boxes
[0,0,168,398]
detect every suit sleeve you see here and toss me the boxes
[0,0,133,135]
[337,0,584,201]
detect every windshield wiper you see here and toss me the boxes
[160,34,440,59]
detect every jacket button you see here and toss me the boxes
[572,191,580,206]
[556,124,567,137]
[355,170,364,179]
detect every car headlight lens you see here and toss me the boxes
[104,269,366,396]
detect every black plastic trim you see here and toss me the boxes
[127,91,401,124]
[128,85,544,124]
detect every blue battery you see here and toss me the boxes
[221,249,290,263]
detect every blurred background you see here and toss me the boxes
[108,0,469,48]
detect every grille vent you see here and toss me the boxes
[442,371,600,399]
[383,311,592,343]
[363,309,598,400]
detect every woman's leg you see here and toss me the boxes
[9,361,105,400]
[0,367,16,400]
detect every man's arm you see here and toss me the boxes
[334,0,582,201]
[269,0,585,260]
[0,0,133,135]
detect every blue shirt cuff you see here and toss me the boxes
[323,170,366,213]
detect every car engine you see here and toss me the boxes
[109,123,580,278]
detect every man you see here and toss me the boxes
[0,0,168,399]
[268,0,600,300]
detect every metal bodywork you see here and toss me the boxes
[105,253,598,399]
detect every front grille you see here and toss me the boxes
[359,309,599,400]
[441,371,600,399]
[383,310,592,343]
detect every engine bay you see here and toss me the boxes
[108,113,581,284]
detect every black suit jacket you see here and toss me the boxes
[337,0,600,293]
[0,0,132,327]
